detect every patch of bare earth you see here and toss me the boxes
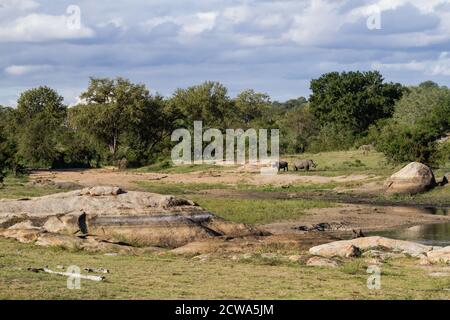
[262,204,450,235]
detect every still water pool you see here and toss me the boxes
[369,207,450,247]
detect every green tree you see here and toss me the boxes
[393,82,450,128]
[168,81,236,130]
[0,106,19,176]
[0,126,7,185]
[277,103,318,153]
[372,83,450,164]
[272,97,308,111]
[309,71,404,136]
[15,87,66,167]
[69,77,167,165]
[234,89,271,126]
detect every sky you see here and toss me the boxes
[1,0,450,106]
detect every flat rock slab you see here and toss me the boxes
[0,186,266,249]
[427,246,450,264]
[306,256,339,268]
[309,236,435,258]
[0,187,201,217]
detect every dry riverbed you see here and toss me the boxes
[20,167,450,242]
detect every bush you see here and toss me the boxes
[433,142,450,166]
[371,83,450,165]
[371,121,439,164]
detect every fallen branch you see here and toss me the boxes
[148,175,168,181]
[84,267,109,274]
[28,267,105,282]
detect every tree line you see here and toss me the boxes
[1,71,449,181]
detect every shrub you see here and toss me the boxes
[371,121,439,164]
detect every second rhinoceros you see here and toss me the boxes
[293,159,317,171]
[274,161,289,172]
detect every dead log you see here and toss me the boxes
[28,267,105,281]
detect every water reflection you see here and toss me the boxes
[370,222,450,247]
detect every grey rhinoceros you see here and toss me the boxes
[293,159,317,171]
[274,161,289,172]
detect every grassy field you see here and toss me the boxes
[135,181,233,195]
[0,176,69,199]
[284,150,399,177]
[136,161,237,174]
[0,150,449,300]
[0,238,448,300]
[190,197,333,224]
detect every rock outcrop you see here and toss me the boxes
[306,256,339,268]
[309,236,450,265]
[0,187,266,250]
[309,236,434,258]
[426,246,450,264]
[385,162,436,195]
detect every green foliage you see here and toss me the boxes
[308,123,355,153]
[0,73,448,170]
[372,83,450,164]
[0,106,19,177]
[69,77,169,166]
[234,89,272,127]
[434,141,450,166]
[277,102,318,153]
[0,132,6,185]
[272,97,308,111]
[393,81,450,127]
[15,87,66,168]
[168,81,236,130]
[371,121,438,164]
[309,71,404,139]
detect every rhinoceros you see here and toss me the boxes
[275,161,289,172]
[293,159,317,171]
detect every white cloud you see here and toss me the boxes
[182,11,217,35]
[283,0,350,45]
[4,0,450,105]
[5,64,52,76]
[142,16,176,29]
[0,13,94,42]
[223,6,251,24]
[97,17,126,30]
[0,0,40,11]
[143,11,217,37]
[373,52,450,76]
[237,35,272,46]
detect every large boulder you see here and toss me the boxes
[0,187,266,249]
[43,211,87,234]
[385,162,436,195]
